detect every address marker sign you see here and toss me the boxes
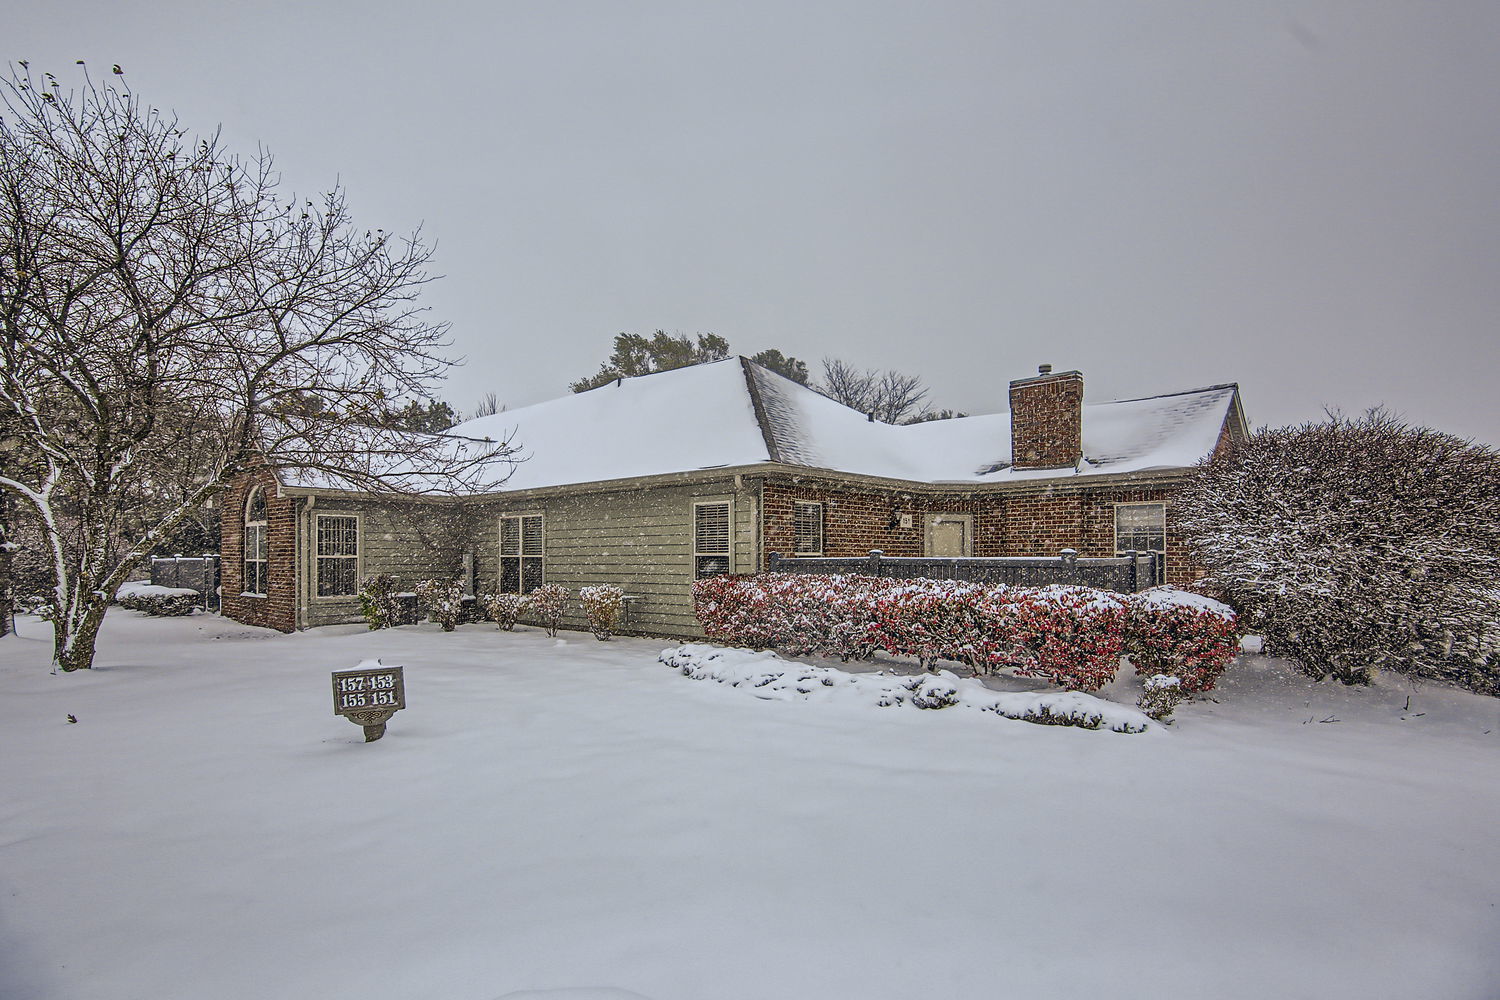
[332,660,406,742]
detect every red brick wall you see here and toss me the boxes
[761,483,987,561]
[1211,413,1238,461]
[1009,371,1084,470]
[762,479,1198,586]
[220,469,298,633]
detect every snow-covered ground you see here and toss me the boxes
[2,612,1498,1000]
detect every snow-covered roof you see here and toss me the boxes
[425,357,1240,494]
[271,419,514,494]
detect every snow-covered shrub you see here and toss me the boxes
[692,573,892,658]
[416,577,466,632]
[695,573,1134,691]
[903,672,960,709]
[762,573,891,659]
[1177,409,1500,691]
[1003,586,1128,692]
[4,514,55,617]
[868,579,999,672]
[522,583,569,637]
[693,574,780,649]
[358,574,406,631]
[1137,673,1185,722]
[1452,587,1500,695]
[1124,587,1239,693]
[579,584,625,640]
[481,591,524,631]
[660,644,1152,733]
[116,583,198,616]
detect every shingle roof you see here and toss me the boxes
[429,357,1242,494]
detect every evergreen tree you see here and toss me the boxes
[570,331,730,392]
[748,349,810,385]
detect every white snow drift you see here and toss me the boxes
[660,643,1155,732]
[2,612,1498,1000]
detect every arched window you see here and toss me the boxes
[244,487,268,597]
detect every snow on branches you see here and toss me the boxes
[0,64,511,670]
[579,584,625,640]
[522,583,569,638]
[416,578,465,632]
[481,592,525,631]
[358,574,408,630]
[1176,409,1500,693]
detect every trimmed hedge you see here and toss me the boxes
[116,585,199,617]
[693,574,1238,694]
[1123,588,1241,693]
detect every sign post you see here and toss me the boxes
[332,661,406,742]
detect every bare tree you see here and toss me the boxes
[471,391,502,419]
[817,357,931,424]
[902,408,967,424]
[0,64,509,671]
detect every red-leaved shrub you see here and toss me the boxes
[1001,586,1128,692]
[1123,587,1239,693]
[694,574,1237,695]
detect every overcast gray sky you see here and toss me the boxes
[12,1,1499,443]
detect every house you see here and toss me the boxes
[220,358,1248,636]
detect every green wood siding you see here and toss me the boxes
[473,477,758,636]
[293,477,758,636]
[300,499,471,628]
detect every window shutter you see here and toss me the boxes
[521,515,544,556]
[500,517,520,556]
[499,514,545,594]
[315,515,359,597]
[694,502,732,579]
[794,502,823,555]
[695,503,730,554]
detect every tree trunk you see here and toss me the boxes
[52,598,108,672]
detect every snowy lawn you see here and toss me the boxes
[2,612,1498,1000]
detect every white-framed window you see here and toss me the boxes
[793,501,824,556]
[315,514,360,597]
[499,514,544,593]
[1113,503,1166,556]
[693,501,733,579]
[243,487,268,597]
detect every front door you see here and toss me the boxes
[926,515,972,557]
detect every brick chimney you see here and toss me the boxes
[1009,364,1084,470]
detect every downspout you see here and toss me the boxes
[299,495,316,630]
[755,476,765,573]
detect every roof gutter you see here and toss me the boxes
[274,460,1193,504]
